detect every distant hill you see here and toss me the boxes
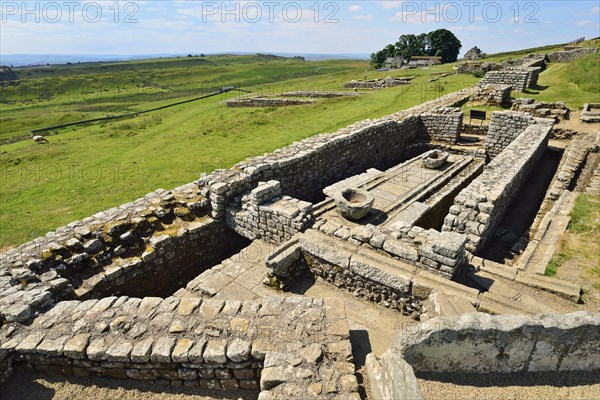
[1,52,370,67]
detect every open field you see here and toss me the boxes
[1,40,599,248]
[0,55,475,247]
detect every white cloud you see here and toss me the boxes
[576,19,594,26]
[353,14,373,21]
[380,1,404,10]
[349,5,362,12]
[593,6,600,15]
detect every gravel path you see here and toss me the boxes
[417,370,600,400]
[0,373,258,400]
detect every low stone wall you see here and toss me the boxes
[226,181,313,244]
[443,121,553,252]
[312,217,468,279]
[285,230,478,313]
[461,123,488,136]
[419,107,463,144]
[0,295,358,399]
[0,184,252,323]
[366,311,599,400]
[581,103,600,123]
[457,62,501,74]
[469,84,512,106]
[390,311,600,373]
[547,47,598,63]
[226,97,315,107]
[512,98,570,120]
[281,91,365,98]
[478,69,530,92]
[200,116,424,218]
[485,111,537,159]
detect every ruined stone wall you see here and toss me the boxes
[0,183,251,323]
[442,122,553,252]
[289,230,478,313]
[0,296,358,399]
[512,98,570,120]
[200,116,425,219]
[419,107,463,144]
[312,219,468,279]
[485,111,537,159]
[390,311,600,372]
[226,181,313,244]
[461,123,489,136]
[547,47,598,62]
[226,98,315,107]
[478,69,530,92]
[366,311,599,400]
[470,84,512,106]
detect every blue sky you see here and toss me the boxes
[1,1,599,56]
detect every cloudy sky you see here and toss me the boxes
[1,1,599,56]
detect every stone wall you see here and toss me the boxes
[387,311,600,373]
[226,181,313,244]
[485,111,537,159]
[547,47,598,63]
[469,84,512,106]
[311,219,468,279]
[442,121,553,252]
[226,97,315,107]
[285,230,479,313]
[419,107,463,144]
[461,123,488,136]
[200,116,424,217]
[581,103,600,123]
[512,98,570,121]
[0,296,358,399]
[478,69,530,92]
[0,183,251,323]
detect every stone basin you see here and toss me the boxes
[422,150,449,169]
[334,188,375,220]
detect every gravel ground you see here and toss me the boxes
[417,370,600,400]
[0,373,259,400]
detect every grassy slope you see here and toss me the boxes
[0,56,476,246]
[545,195,600,296]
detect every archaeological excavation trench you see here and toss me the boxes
[2,53,599,400]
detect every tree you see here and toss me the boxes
[370,29,462,69]
[427,29,462,63]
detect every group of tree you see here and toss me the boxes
[370,29,462,68]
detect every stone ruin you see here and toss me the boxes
[1,74,599,399]
[344,76,413,89]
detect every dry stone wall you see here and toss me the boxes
[0,184,251,324]
[419,107,463,144]
[226,98,315,107]
[547,47,598,62]
[478,69,530,92]
[0,295,358,399]
[443,121,553,252]
[469,84,512,106]
[227,181,313,244]
[485,111,537,159]
[512,98,570,121]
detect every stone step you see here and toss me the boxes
[478,291,550,315]
[412,271,480,306]
[515,272,581,302]
[428,291,477,317]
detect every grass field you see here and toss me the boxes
[1,40,599,248]
[0,54,477,247]
[545,194,600,293]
